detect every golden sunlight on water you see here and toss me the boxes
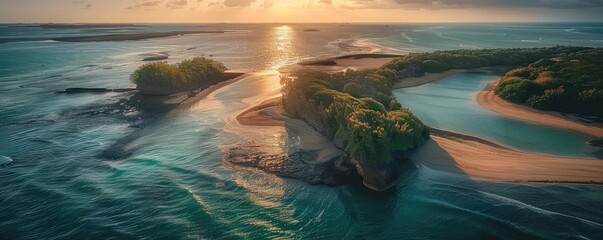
[235,172,285,209]
[269,25,295,70]
[235,172,299,234]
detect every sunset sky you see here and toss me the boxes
[1,0,602,23]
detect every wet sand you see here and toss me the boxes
[414,129,603,183]
[240,59,603,184]
[477,81,603,138]
[171,72,248,111]
[236,97,285,127]
[239,98,603,183]
[232,95,343,164]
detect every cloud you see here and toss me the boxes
[390,0,603,9]
[261,0,273,8]
[320,0,333,4]
[126,0,164,10]
[223,0,257,7]
[166,0,189,9]
[81,3,93,9]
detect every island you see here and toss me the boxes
[235,46,603,191]
[131,56,239,95]
[281,70,430,190]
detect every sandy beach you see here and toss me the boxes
[232,95,344,164]
[238,97,603,184]
[395,70,603,183]
[393,69,469,88]
[413,129,603,183]
[240,58,603,184]
[236,97,285,127]
[477,81,603,137]
[170,72,248,111]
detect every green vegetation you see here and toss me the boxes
[380,46,601,116]
[282,70,429,166]
[384,46,592,74]
[178,57,228,88]
[494,49,603,117]
[282,46,602,187]
[278,46,603,190]
[130,57,227,95]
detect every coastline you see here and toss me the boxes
[236,55,603,187]
[477,80,603,138]
[393,69,468,89]
[235,97,285,127]
[392,67,508,89]
[171,72,248,111]
[414,129,603,184]
[238,98,603,184]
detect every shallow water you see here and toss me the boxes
[393,73,603,158]
[1,23,603,239]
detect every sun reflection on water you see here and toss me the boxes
[269,25,295,70]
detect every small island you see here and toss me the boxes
[130,56,239,96]
[282,70,430,190]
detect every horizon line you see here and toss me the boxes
[2,20,603,25]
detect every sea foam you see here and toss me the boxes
[1,155,13,165]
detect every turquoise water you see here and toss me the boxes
[394,73,602,158]
[1,23,603,239]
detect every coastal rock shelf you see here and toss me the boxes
[224,144,355,186]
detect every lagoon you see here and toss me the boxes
[393,73,602,159]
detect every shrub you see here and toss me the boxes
[493,48,603,116]
[494,78,541,103]
[178,57,227,87]
[130,57,227,95]
[343,82,364,98]
[130,62,187,94]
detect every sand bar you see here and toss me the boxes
[236,97,285,127]
[413,129,603,183]
[239,100,603,184]
[477,81,603,138]
[249,57,603,184]
[171,72,248,111]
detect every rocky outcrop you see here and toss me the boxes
[352,158,399,191]
[224,144,355,186]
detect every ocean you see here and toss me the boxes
[1,23,602,239]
